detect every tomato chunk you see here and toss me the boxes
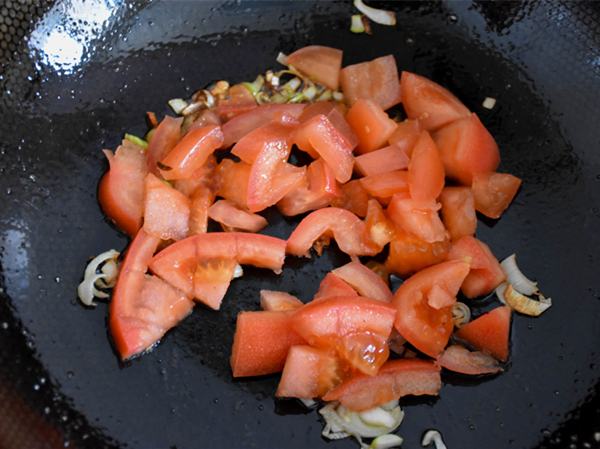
[332,261,393,303]
[171,154,217,198]
[393,259,470,358]
[286,45,343,91]
[143,173,191,242]
[109,229,194,360]
[340,55,402,110]
[260,290,304,312]
[439,187,477,241]
[433,113,500,185]
[147,115,183,177]
[387,193,447,243]
[314,273,358,300]
[388,119,422,158]
[345,99,398,155]
[362,199,396,252]
[354,143,410,177]
[400,71,470,131]
[472,172,521,219]
[215,159,251,210]
[455,306,512,362]
[208,200,267,233]
[188,185,215,235]
[322,359,441,412]
[330,180,369,218]
[230,311,306,377]
[98,140,147,237]
[216,83,257,120]
[435,345,502,375]
[360,170,409,200]
[408,131,445,203]
[231,121,295,165]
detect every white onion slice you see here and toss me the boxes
[299,398,317,408]
[351,14,366,33]
[368,434,404,449]
[168,98,188,114]
[78,250,120,306]
[354,0,396,26]
[503,283,552,316]
[233,264,244,279]
[500,254,538,296]
[422,430,447,449]
[483,97,497,109]
[276,52,288,66]
[451,302,471,329]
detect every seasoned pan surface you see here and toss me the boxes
[1,1,600,448]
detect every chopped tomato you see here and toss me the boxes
[332,261,393,303]
[286,208,376,257]
[293,114,355,183]
[159,125,224,180]
[260,290,304,312]
[216,83,257,120]
[400,71,470,131]
[215,159,251,210]
[231,121,295,164]
[433,113,500,185]
[314,273,358,300]
[143,173,191,242]
[408,131,445,203]
[247,160,305,213]
[193,259,238,309]
[455,306,512,362]
[277,158,341,216]
[435,345,502,375]
[98,140,147,237]
[354,143,410,177]
[387,193,447,243]
[188,185,215,235]
[182,109,223,136]
[360,170,409,200]
[340,54,402,111]
[220,103,306,148]
[208,199,268,233]
[230,311,307,377]
[439,186,477,241]
[291,295,396,375]
[110,229,195,360]
[448,236,507,298]
[171,154,218,199]
[393,259,471,358]
[276,345,341,399]
[330,180,369,218]
[322,359,442,412]
[298,100,343,122]
[472,171,521,219]
[286,45,343,91]
[345,99,398,155]
[388,119,422,158]
[146,116,183,177]
[362,199,396,252]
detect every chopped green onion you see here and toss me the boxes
[125,134,148,150]
[162,180,173,188]
[316,89,333,101]
[351,15,366,33]
[271,92,288,104]
[168,98,188,114]
[368,434,404,449]
[145,128,155,143]
[276,52,288,66]
[422,430,447,449]
[303,85,318,100]
[284,77,302,93]
[288,92,306,103]
[242,82,258,95]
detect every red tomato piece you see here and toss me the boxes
[215,159,251,210]
[408,131,445,203]
[159,125,224,180]
[439,186,477,241]
[147,116,183,177]
[340,55,402,111]
[286,208,376,257]
[98,140,147,237]
[217,83,257,120]
[277,158,341,216]
[314,273,358,300]
[388,119,422,158]
[298,101,358,150]
[354,143,410,177]
[220,104,306,148]
[230,311,307,377]
[455,306,512,362]
[208,199,267,233]
[171,154,217,198]
[332,261,393,303]
[330,179,369,218]
[182,110,223,136]
[110,229,195,360]
[435,345,503,375]
[293,114,355,183]
[231,121,295,164]
[360,170,409,199]
[188,185,216,235]
[326,108,359,150]
[291,295,396,375]
[472,171,522,219]
[345,99,398,155]
[447,236,507,298]
[433,113,500,185]
[248,159,305,213]
[193,259,238,309]
[260,290,304,312]
[286,45,343,91]
[143,173,191,241]
[387,193,447,243]
[400,71,470,131]
[362,199,396,252]
[393,259,471,358]
[322,359,442,412]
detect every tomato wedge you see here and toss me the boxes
[472,171,521,219]
[408,131,445,203]
[332,261,393,303]
[360,170,409,200]
[314,273,358,300]
[322,359,442,412]
[231,121,295,165]
[208,199,268,233]
[143,173,191,242]
[146,115,183,177]
[388,119,422,158]
[387,193,447,244]
[260,290,304,312]
[216,83,257,120]
[439,186,477,241]
[188,185,215,235]
[215,159,251,210]
[435,345,503,375]
[345,99,398,155]
[286,45,343,91]
[362,199,396,252]
[330,180,369,218]
[171,154,217,198]
[354,143,410,177]
[110,229,195,360]
[455,306,512,362]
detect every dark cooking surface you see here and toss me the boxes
[1,1,600,448]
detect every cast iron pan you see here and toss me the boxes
[2,1,600,448]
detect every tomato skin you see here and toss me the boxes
[314,273,358,300]
[98,140,147,237]
[435,345,502,375]
[215,159,251,210]
[387,193,447,244]
[208,199,267,233]
[332,261,393,303]
[433,113,500,185]
[110,229,195,360]
[231,121,295,165]
[447,236,506,298]
[362,199,396,252]
[472,171,521,219]
[322,359,442,412]
[260,290,304,312]
[159,125,224,180]
[147,116,183,177]
[400,71,470,131]
[393,259,470,358]
[388,119,422,158]
[360,170,409,200]
[171,154,217,198]
[408,131,445,203]
[216,83,257,120]
[354,143,410,177]
[143,173,191,242]
[188,185,216,235]
[439,186,477,241]
[286,45,343,91]
[330,179,369,218]
[248,161,305,213]
[230,311,307,377]
[340,54,403,111]
[182,109,223,136]
[455,306,511,362]
[345,99,398,155]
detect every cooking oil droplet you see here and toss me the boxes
[67,371,74,379]
[55,277,61,284]
[34,384,39,391]
[469,424,475,430]
[1,322,8,329]
[258,405,264,411]
[554,390,559,395]
[44,407,50,414]
[213,398,219,404]
[448,14,458,23]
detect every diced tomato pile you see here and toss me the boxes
[98,45,526,419]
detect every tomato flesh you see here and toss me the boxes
[286,45,343,91]
[354,143,410,177]
[345,99,398,155]
[314,273,358,300]
[388,119,422,158]
[387,193,447,244]
[188,185,215,235]
[439,186,477,241]
[143,173,191,242]
[215,159,251,210]
[408,131,445,203]
[455,306,511,362]
[472,171,521,219]
[147,116,183,177]
[332,261,393,303]
[330,179,369,218]
[260,290,304,312]
[435,345,502,375]
[208,199,267,233]
[360,170,409,200]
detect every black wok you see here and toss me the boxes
[1,1,600,448]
